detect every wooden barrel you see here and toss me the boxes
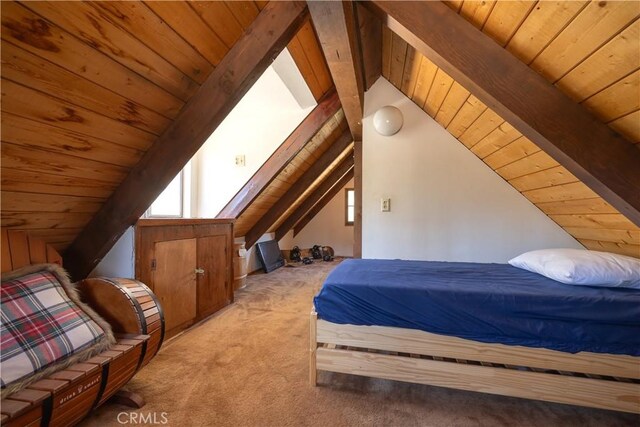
[233,243,248,290]
[78,278,165,370]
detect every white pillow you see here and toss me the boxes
[508,248,640,288]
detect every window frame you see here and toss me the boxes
[345,188,355,226]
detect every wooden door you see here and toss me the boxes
[153,238,197,333]
[197,235,229,318]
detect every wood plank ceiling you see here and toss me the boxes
[382,0,639,257]
[0,0,331,252]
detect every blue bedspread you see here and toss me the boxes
[314,259,640,356]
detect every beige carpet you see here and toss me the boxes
[81,260,638,427]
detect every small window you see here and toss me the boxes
[146,172,183,218]
[345,188,355,226]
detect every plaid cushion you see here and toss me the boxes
[1,270,108,389]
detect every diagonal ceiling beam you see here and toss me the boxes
[283,167,354,240]
[367,0,640,226]
[307,0,364,141]
[244,130,353,249]
[64,1,308,280]
[217,88,340,219]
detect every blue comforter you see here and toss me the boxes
[314,259,640,356]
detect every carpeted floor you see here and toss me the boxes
[81,259,638,427]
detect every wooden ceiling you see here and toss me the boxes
[1,0,638,266]
[0,1,330,253]
[381,0,639,257]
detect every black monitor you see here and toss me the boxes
[255,240,285,273]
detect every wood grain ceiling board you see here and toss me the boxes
[384,1,640,257]
[0,0,264,251]
[234,110,347,237]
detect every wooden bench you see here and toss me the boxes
[1,230,165,426]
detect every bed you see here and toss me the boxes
[310,259,640,413]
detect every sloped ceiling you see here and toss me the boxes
[381,0,639,257]
[0,0,332,252]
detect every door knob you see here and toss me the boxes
[195,268,205,275]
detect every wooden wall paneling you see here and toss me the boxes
[469,122,522,159]
[459,0,496,29]
[224,1,260,29]
[218,91,341,218]
[446,95,487,138]
[557,20,640,102]
[2,192,103,214]
[508,165,578,193]
[23,1,199,101]
[145,1,228,67]
[1,42,172,135]
[433,82,470,128]
[189,2,245,50]
[7,230,30,270]
[400,46,420,96]
[293,168,354,237]
[1,143,127,184]
[381,25,392,78]
[95,1,213,85]
[1,212,92,231]
[369,1,640,225]
[444,1,463,13]
[529,1,639,82]
[287,27,323,100]
[64,1,308,280]
[254,1,269,11]
[535,198,619,216]
[1,229,12,272]
[494,150,559,181]
[483,137,541,170]
[282,166,354,239]
[563,227,640,246]
[506,1,587,64]
[244,130,353,248]
[1,79,156,150]
[549,213,637,231]
[481,0,537,47]
[27,234,47,264]
[308,0,365,141]
[388,32,408,89]
[0,1,184,118]
[582,70,639,123]
[1,169,117,199]
[410,56,438,109]
[458,109,504,149]
[1,113,144,168]
[610,110,640,144]
[357,3,382,90]
[423,68,454,117]
[578,239,640,258]
[296,20,333,95]
[522,182,601,204]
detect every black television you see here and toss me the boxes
[255,240,285,273]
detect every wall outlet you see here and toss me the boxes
[235,155,246,166]
[381,198,391,212]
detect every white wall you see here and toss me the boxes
[362,78,583,263]
[279,179,354,257]
[194,65,315,218]
[89,227,135,278]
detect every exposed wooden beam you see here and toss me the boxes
[367,0,640,226]
[308,1,365,141]
[64,1,308,280]
[244,131,353,249]
[273,155,354,241]
[357,3,382,90]
[290,168,355,238]
[217,88,340,219]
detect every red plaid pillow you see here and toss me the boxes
[1,265,114,397]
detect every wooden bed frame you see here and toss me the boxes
[310,310,640,414]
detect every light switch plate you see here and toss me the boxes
[235,155,246,166]
[381,198,391,212]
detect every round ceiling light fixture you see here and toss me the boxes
[373,105,403,136]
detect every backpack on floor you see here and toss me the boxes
[290,246,301,262]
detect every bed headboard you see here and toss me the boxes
[1,229,63,273]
